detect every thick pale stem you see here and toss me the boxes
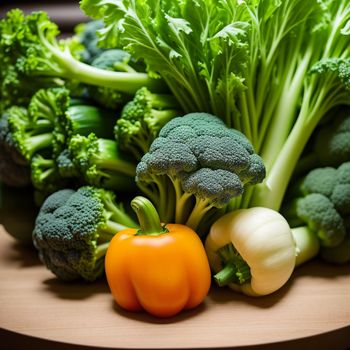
[291,226,320,267]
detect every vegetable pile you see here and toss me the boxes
[0,0,350,318]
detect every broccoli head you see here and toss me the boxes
[115,87,182,160]
[2,105,53,163]
[32,186,138,281]
[282,162,350,248]
[68,133,137,192]
[0,110,31,186]
[295,111,350,176]
[313,113,350,166]
[74,20,106,63]
[136,112,266,233]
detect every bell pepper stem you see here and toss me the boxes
[214,244,252,286]
[214,263,237,287]
[131,196,168,236]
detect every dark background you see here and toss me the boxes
[0,0,89,33]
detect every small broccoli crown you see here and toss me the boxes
[138,137,198,176]
[336,161,350,184]
[33,187,113,281]
[329,162,350,215]
[31,154,67,193]
[75,20,105,62]
[56,149,80,179]
[313,113,350,167]
[180,168,244,206]
[300,167,337,197]
[29,87,70,124]
[91,49,132,71]
[330,184,350,215]
[296,193,346,247]
[137,112,265,198]
[5,105,54,161]
[69,133,136,190]
[115,87,180,160]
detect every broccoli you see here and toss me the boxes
[68,133,137,192]
[3,106,53,163]
[115,87,182,160]
[32,186,138,281]
[294,111,350,177]
[74,20,106,63]
[28,87,119,190]
[56,149,80,179]
[30,154,69,194]
[0,111,31,186]
[282,162,350,248]
[136,112,266,233]
[88,49,147,109]
[0,10,164,112]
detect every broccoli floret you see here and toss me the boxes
[0,10,164,112]
[295,112,350,176]
[296,193,345,247]
[32,186,138,281]
[74,20,106,63]
[300,167,337,198]
[56,149,80,179]
[136,112,266,233]
[5,106,54,163]
[31,154,68,193]
[0,111,31,186]
[283,162,350,248]
[115,87,181,160]
[68,133,137,192]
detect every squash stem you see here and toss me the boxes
[131,196,168,236]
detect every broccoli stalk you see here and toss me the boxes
[69,133,137,192]
[115,87,182,160]
[136,113,265,234]
[32,186,138,281]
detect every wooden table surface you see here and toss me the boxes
[0,225,349,350]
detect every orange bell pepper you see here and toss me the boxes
[105,196,211,318]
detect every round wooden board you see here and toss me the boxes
[0,225,349,349]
